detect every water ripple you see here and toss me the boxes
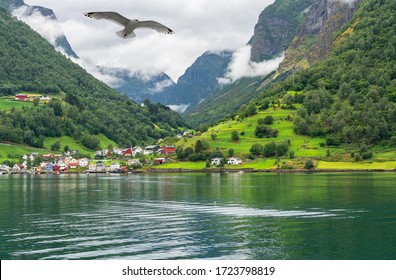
[4,200,364,260]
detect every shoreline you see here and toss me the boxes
[1,167,396,175]
[145,168,396,173]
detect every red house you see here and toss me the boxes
[162,146,175,154]
[15,94,28,101]
[122,147,132,157]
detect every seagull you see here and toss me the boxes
[83,11,173,39]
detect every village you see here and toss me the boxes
[0,143,244,175]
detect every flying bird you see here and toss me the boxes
[83,11,173,39]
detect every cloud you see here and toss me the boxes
[12,5,64,46]
[218,45,284,84]
[67,56,122,86]
[167,104,190,113]
[24,0,276,81]
[151,79,174,93]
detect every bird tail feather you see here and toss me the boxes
[116,30,136,39]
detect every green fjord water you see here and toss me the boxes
[0,173,395,260]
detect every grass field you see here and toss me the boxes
[172,105,396,170]
[178,107,347,158]
[0,133,117,162]
[150,158,278,170]
[43,134,117,155]
[0,99,34,111]
[0,143,52,162]
[152,161,206,170]
[317,161,396,170]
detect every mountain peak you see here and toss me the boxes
[2,0,78,59]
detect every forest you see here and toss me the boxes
[0,8,187,149]
[254,0,396,145]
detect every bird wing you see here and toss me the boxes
[136,20,173,34]
[84,12,130,27]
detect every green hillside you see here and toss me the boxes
[185,0,312,127]
[157,0,396,171]
[255,0,396,146]
[0,8,187,150]
[185,77,267,127]
[187,0,396,149]
[154,99,396,171]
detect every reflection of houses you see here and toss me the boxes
[227,157,243,165]
[211,158,223,165]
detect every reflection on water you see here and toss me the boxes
[0,173,396,260]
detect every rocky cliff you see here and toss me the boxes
[279,0,362,72]
[165,50,233,112]
[248,0,312,62]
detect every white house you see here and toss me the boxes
[211,158,223,165]
[12,164,21,172]
[113,148,123,156]
[78,158,89,167]
[128,159,141,166]
[109,162,120,171]
[40,96,50,101]
[0,164,11,173]
[95,163,106,171]
[144,145,159,155]
[67,158,78,164]
[88,164,96,172]
[132,146,144,157]
[227,157,243,165]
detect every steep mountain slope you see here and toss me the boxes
[0,8,186,148]
[165,51,233,112]
[185,0,313,127]
[248,0,312,62]
[1,0,78,58]
[254,0,396,145]
[278,0,362,73]
[186,76,273,126]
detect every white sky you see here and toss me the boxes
[24,0,276,81]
